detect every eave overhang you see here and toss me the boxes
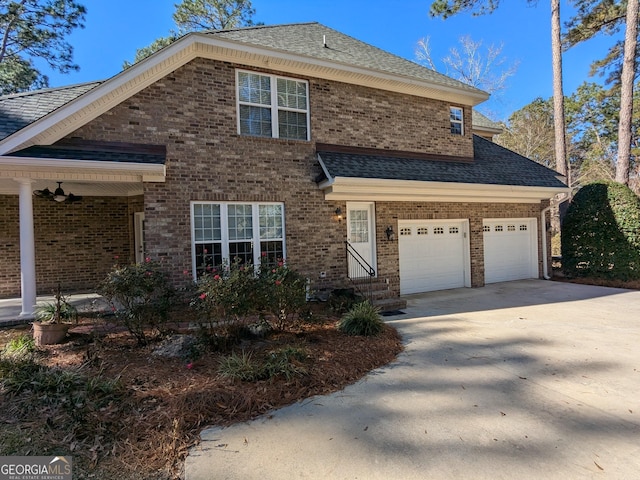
[0,33,488,155]
[0,156,166,195]
[318,176,570,204]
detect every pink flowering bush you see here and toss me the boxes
[99,258,174,345]
[256,259,308,331]
[192,257,308,342]
[191,258,257,342]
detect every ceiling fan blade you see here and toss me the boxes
[34,188,53,198]
[66,194,83,203]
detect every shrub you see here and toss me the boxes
[327,288,363,315]
[562,182,640,280]
[337,302,384,336]
[98,258,175,345]
[257,261,308,330]
[191,258,257,340]
[192,259,308,340]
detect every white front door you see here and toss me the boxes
[347,202,376,278]
[134,212,145,264]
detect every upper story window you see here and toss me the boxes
[237,70,310,141]
[450,106,464,135]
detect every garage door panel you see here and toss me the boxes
[399,221,467,295]
[484,219,537,284]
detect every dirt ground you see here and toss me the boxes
[0,311,403,479]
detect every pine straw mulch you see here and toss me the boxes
[0,312,403,480]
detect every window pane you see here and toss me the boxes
[260,240,284,267]
[259,204,283,239]
[239,72,271,105]
[229,241,253,265]
[350,209,369,243]
[228,204,253,240]
[239,105,272,137]
[278,110,308,140]
[450,107,463,121]
[451,122,462,135]
[193,204,221,242]
[195,243,222,276]
[277,78,307,110]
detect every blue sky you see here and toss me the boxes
[45,0,618,121]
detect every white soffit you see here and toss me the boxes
[0,156,166,183]
[0,33,487,154]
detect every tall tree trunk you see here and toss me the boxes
[616,0,639,185]
[551,0,568,179]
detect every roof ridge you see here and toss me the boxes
[319,23,480,92]
[205,21,318,35]
[0,80,103,101]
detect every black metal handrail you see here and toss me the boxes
[345,241,375,303]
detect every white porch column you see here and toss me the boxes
[15,178,37,318]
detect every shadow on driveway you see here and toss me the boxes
[186,280,640,480]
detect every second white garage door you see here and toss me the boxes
[398,220,470,295]
[483,218,538,284]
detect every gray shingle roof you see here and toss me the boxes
[206,22,486,97]
[0,81,101,140]
[318,135,566,189]
[10,143,166,164]
[472,110,502,131]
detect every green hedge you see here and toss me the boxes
[561,182,640,280]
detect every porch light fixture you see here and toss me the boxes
[34,182,82,204]
[334,207,343,222]
[385,225,395,241]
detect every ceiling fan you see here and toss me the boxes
[33,182,82,203]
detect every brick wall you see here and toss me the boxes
[61,58,473,290]
[0,57,545,298]
[375,201,545,296]
[0,195,141,298]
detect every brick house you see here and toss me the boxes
[0,23,568,317]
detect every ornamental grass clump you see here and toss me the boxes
[337,301,384,337]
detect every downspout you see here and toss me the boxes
[541,193,570,280]
[541,205,552,280]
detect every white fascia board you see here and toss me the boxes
[0,156,166,182]
[316,154,334,185]
[0,36,201,155]
[320,177,570,203]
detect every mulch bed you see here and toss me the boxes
[0,314,403,479]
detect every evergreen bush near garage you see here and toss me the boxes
[337,302,385,336]
[561,182,640,280]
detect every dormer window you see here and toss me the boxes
[237,70,310,141]
[450,106,464,135]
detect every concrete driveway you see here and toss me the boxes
[185,280,640,479]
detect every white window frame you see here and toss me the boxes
[190,201,286,278]
[236,69,310,141]
[450,106,464,135]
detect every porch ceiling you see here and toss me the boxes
[0,178,144,196]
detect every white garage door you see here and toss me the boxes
[483,218,538,284]
[399,220,470,295]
